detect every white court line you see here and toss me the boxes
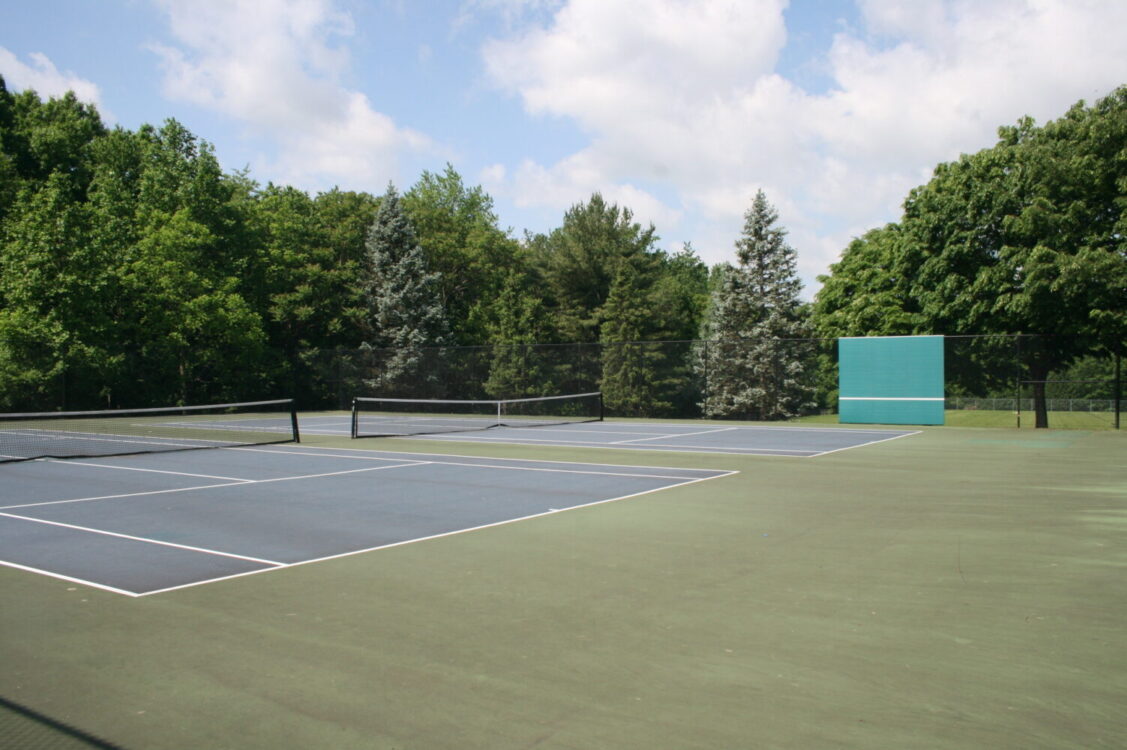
[0,511,285,566]
[234,445,727,480]
[611,426,739,445]
[588,422,917,435]
[396,432,817,455]
[41,458,252,482]
[401,458,715,482]
[809,430,922,457]
[0,461,429,511]
[1,481,253,511]
[158,421,294,433]
[0,560,141,597]
[1,428,226,449]
[135,468,739,597]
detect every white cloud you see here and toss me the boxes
[149,0,433,190]
[0,48,107,115]
[480,0,1127,295]
[485,0,786,127]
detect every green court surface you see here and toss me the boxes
[2,424,1125,749]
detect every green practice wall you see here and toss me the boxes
[838,336,945,425]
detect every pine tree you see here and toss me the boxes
[701,190,813,420]
[360,183,448,396]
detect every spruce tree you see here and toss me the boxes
[701,190,813,420]
[360,183,448,396]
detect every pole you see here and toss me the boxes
[1015,335,1022,429]
[1115,354,1121,430]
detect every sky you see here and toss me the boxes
[3,0,1126,298]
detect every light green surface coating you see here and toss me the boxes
[3,424,1125,749]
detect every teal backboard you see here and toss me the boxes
[838,336,945,425]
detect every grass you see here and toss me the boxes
[796,409,1121,430]
[2,423,1126,749]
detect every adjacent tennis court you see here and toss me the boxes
[1,396,917,461]
[331,397,920,456]
[364,421,920,456]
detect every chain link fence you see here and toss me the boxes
[3,335,1121,428]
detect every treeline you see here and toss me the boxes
[0,75,724,412]
[1,75,1124,425]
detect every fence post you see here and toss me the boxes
[1015,335,1022,429]
[1116,354,1122,430]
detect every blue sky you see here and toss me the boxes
[3,0,1126,297]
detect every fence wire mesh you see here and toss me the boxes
[2,335,1121,428]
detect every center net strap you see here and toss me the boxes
[350,393,603,438]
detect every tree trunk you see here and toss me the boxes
[1032,378,1049,429]
[1026,359,1051,429]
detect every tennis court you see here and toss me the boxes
[3,400,1125,750]
[0,444,732,596]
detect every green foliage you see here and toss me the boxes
[484,268,553,398]
[402,164,521,345]
[813,86,1127,427]
[531,193,661,343]
[5,72,1118,424]
[599,260,673,416]
[702,191,814,420]
[813,224,922,337]
[652,242,711,341]
[359,184,449,395]
[0,309,68,410]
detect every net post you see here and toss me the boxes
[290,400,301,443]
[350,398,358,439]
[598,391,605,421]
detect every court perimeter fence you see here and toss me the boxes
[2,335,1122,428]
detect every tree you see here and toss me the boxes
[813,224,922,337]
[483,267,553,399]
[113,120,267,405]
[901,90,1126,426]
[599,258,674,416]
[812,87,1127,427]
[701,190,813,420]
[359,183,448,395]
[402,164,520,345]
[0,80,116,407]
[532,194,661,343]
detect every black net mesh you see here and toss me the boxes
[351,393,603,438]
[0,399,299,464]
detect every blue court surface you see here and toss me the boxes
[301,415,919,457]
[0,444,734,597]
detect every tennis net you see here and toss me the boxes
[0,399,299,464]
[351,392,603,438]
